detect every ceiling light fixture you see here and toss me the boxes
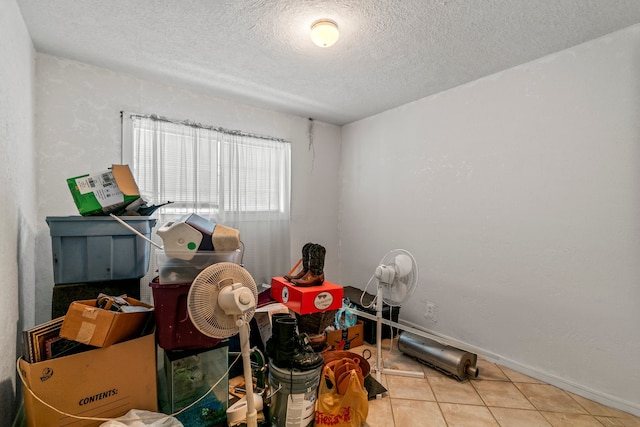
[310,20,339,48]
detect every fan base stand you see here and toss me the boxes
[380,367,425,378]
[372,360,425,382]
[372,284,425,389]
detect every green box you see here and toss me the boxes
[67,164,140,216]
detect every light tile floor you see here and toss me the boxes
[352,338,640,427]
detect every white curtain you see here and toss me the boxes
[122,113,291,293]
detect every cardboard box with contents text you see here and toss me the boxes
[19,331,157,427]
[270,276,343,314]
[60,297,154,347]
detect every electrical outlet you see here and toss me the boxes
[424,302,437,321]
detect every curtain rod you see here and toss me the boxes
[121,111,289,144]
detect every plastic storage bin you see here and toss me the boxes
[150,278,221,351]
[46,216,157,284]
[156,249,243,284]
[151,249,243,350]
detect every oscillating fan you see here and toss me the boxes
[187,262,260,427]
[372,249,423,381]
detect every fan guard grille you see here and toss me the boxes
[378,249,419,306]
[187,262,258,339]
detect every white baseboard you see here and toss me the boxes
[400,319,640,417]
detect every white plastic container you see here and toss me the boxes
[156,249,243,284]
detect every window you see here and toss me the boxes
[122,113,291,288]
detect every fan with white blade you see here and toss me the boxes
[187,262,259,427]
[372,249,422,382]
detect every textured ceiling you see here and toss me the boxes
[17,0,640,125]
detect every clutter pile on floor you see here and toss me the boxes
[17,168,387,427]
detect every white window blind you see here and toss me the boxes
[122,112,291,291]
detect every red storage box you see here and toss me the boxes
[150,278,220,350]
[270,276,343,314]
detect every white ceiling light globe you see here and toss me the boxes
[311,20,339,48]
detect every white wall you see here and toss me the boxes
[0,0,36,423]
[34,54,341,323]
[340,24,640,415]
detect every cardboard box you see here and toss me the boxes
[19,331,157,427]
[326,320,365,350]
[270,277,343,315]
[67,164,141,216]
[60,297,154,347]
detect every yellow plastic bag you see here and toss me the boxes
[315,365,369,427]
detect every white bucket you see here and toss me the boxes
[268,363,322,427]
